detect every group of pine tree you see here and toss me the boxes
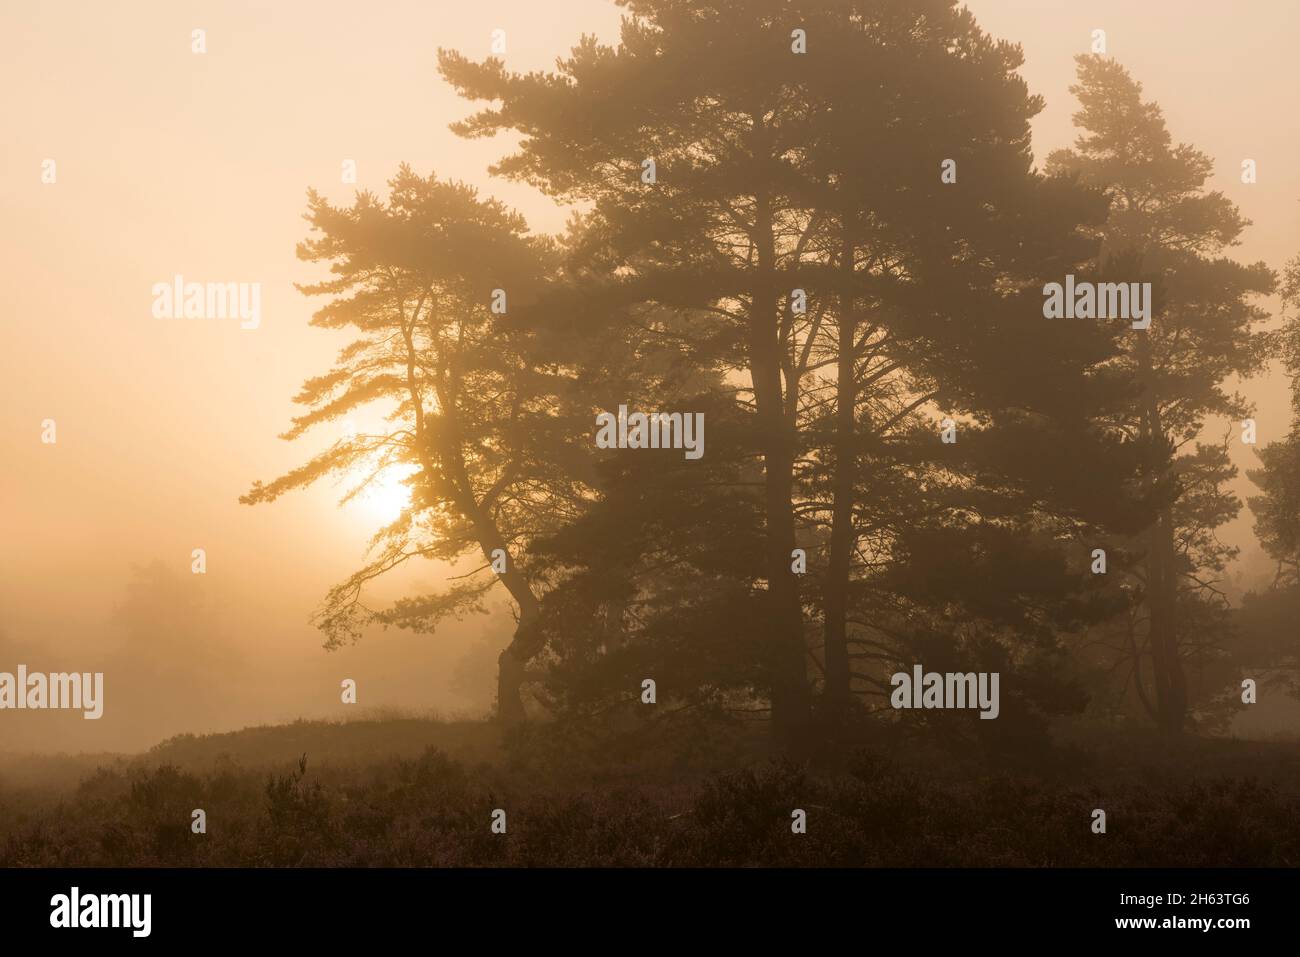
[243,1,1300,756]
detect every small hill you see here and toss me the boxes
[142,713,504,773]
[0,712,504,793]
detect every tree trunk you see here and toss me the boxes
[1144,511,1186,735]
[398,309,546,728]
[1136,335,1185,736]
[822,233,857,713]
[495,598,542,727]
[464,506,544,728]
[749,189,811,752]
[1151,509,1187,734]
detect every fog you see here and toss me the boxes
[2,0,1297,753]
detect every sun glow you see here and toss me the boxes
[351,467,414,524]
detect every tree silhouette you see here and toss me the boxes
[240,7,1285,757]
[242,168,590,724]
[1249,253,1300,587]
[440,1,1152,751]
[1047,56,1275,734]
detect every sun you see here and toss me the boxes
[351,467,413,523]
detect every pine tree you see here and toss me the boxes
[1248,253,1300,586]
[440,0,827,748]
[242,167,588,724]
[1047,56,1275,734]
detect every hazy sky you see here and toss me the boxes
[2,1,1297,751]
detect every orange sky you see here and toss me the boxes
[2,1,1297,750]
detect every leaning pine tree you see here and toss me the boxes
[241,167,591,724]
